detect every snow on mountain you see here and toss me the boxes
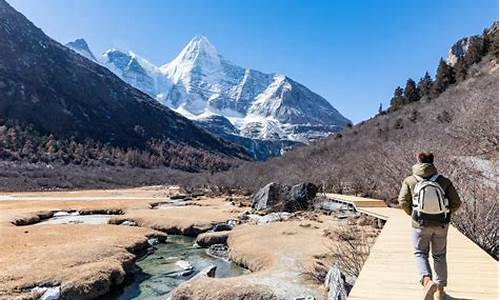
[65,35,351,158]
[65,38,97,62]
[156,35,351,143]
[100,49,172,98]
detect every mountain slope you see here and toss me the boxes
[0,0,247,162]
[190,27,499,258]
[66,35,351,158]
[65,38,97,62]
[149,35,351,142]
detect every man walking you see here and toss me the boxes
[398,152,461,300]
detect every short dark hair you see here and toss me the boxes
[417,152,434,164]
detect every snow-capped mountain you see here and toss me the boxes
[157,35,351,142]
[65,36,351,159]
[65,38,97,62]
[101,49,171,98]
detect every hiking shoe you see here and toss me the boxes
[423,281,438,300]
[435,288,447,300]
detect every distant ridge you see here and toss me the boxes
[0,0,249,169]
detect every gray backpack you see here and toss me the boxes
[412,175,449,221]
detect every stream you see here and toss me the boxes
[104,235,248,300]
[27,212,247,299]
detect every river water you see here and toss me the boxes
[105,235,248,300]
[29,213,248,299]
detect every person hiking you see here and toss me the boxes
[398,152,461,300]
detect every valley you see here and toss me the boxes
[0,186,378,300]
[0,0,498,299]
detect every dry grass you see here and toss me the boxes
[0,187,246,299]
[301,221,381,289]
[184,60,499,259]
[0,224,165,299]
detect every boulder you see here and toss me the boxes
[286,183,318,211]
[251,182,283,211]
[324,266,347,300]
[251,182,318,212]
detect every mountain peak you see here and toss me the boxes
[161,34,222,83]
[65,38,96,61]
[184,34,218,57]
[171,34,220,66]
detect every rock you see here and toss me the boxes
[196,231,229,247]
[251,182,318,212]
[251,182,283,211]
[324,266,347,300]
[286,183,318,211]
[256,212,291,224]
[199,264,217,278]
[175,260,194,270]
[207,244,229,259]
[170,194,187,200]
[120,220,138,226]
[167,265,217,300]
[147,238,160,247]
[314,200,350,212]
[227,219,238,227]
[31,286,60,300]
[213,223,233,232]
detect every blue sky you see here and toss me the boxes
[8,0,498,123]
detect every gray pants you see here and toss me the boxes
[411,224,449,287]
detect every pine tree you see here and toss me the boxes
[390,86,405,111]
[45,134,58,154]
[431,58,454,98]
[484,25,499,60]
[417,72,433,99]
[454,58,468,82]
[464,37,484,66]
[378,103,383,114]
[404,78,420,102]
[21,140,34,157]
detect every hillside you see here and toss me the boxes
[66,35,351,160]
[0,0,247,166]
[188,55,499,257]
[198,56,498,191]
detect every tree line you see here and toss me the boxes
[386,24,498,112]
[0,120,236,172]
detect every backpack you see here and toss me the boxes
[411,174,450,224]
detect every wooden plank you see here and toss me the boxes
[326,194,498,300]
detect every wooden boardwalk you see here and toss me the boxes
[326,194,499,300]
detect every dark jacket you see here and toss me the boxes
[398,163,461,227]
